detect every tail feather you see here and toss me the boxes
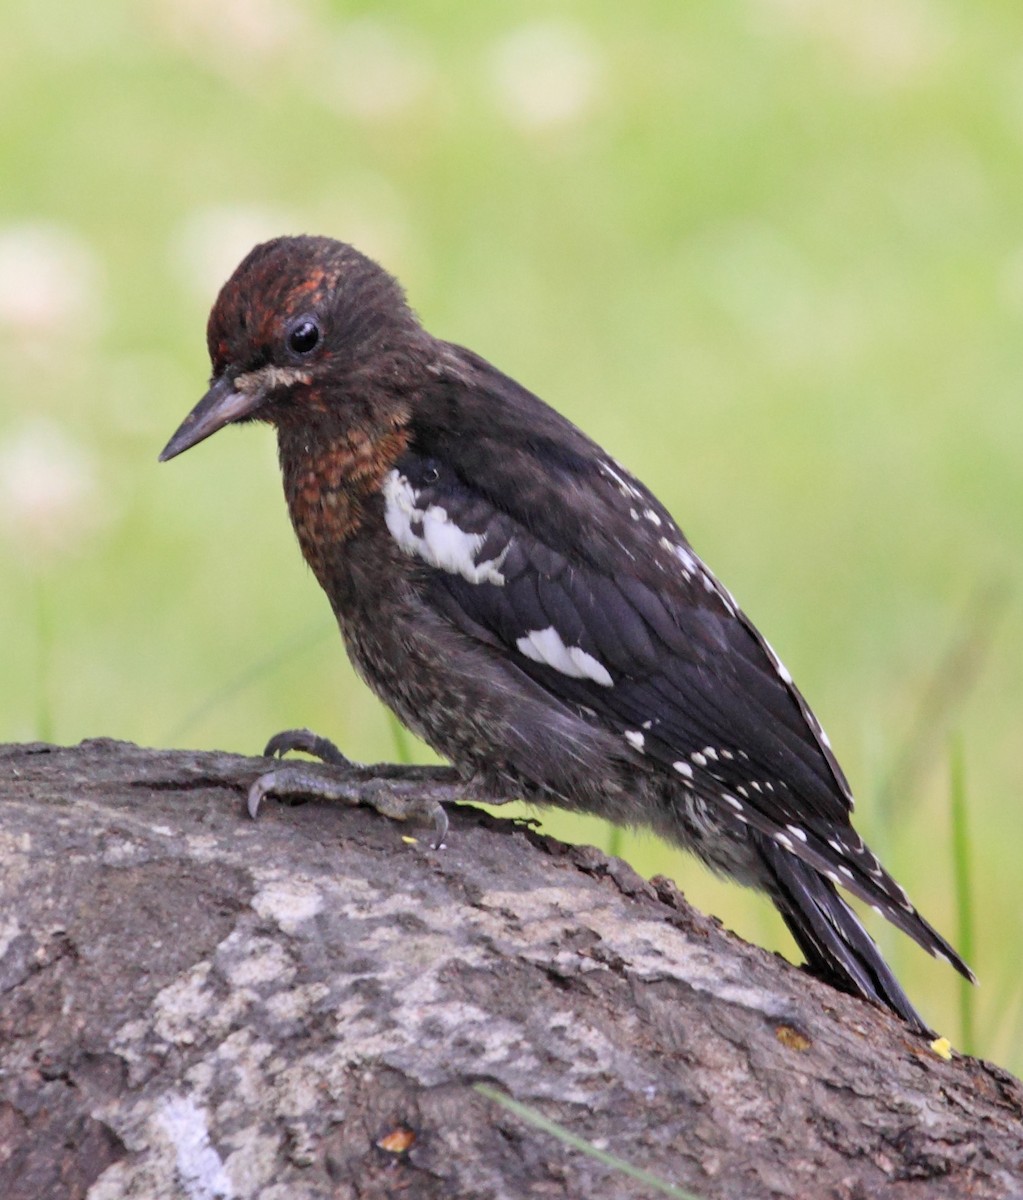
[757,833,934,1033]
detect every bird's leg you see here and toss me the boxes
[249,727,507,847]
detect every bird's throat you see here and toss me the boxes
[278,421,410,589]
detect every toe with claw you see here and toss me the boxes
[248,729,469,847]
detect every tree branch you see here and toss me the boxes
[1,740,1020,1199]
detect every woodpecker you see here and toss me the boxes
[160,235,973,1031]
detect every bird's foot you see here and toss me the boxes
[249,727,475,847]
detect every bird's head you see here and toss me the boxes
[159,236,424,462]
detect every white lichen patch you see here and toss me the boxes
[213,1031,276,1110]
[263,982,331,1026]
[217,933,294,989]
[0,915,21,959]
[250,879,324,934]
[156,1093,234,1200]
[151,964,218,1047]
[220,1123,281,1197]
[100,837,145,865]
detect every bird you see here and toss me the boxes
[160,234,973,1033]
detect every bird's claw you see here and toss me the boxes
[247,770,279,819]
[362,779,449,849]
[263,727,355,767]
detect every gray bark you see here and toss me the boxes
[0,739,1020,1200]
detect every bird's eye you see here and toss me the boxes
[287,317,321,356]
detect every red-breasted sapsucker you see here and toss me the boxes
[161,236,973,1032]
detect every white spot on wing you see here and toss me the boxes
[785,824,807,843]
[624,730,645,751]
[762,637,794,684]
[515,626,613,687]
[599,459,643,501]
[658,535,697,578]
[382,470,508,586]
[672,761,694,779]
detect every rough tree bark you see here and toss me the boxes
[0,739,1020,1200]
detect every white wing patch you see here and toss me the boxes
[515,626,614,687]
[383,470,508,586]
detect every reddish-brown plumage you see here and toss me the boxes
[282,424,410,589]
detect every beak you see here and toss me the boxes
[158,375,265,462]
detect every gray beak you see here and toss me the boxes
[159,375,264,462]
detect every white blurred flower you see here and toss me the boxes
[319,20,436,121]
[488,20,602,131]
[0,420,104,562]
[169,205,295,302]
[754,0,949,86]
[151,0,309,65]
[0,223,103,343]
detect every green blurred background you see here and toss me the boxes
[1,0,1020,1069]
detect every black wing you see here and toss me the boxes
[391,349,968,974]
[410,346,854,819]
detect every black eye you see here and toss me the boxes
[287,317,321,355]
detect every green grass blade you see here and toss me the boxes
[606,822,624,859]
[949,736,975,1056]
[473,1083,703,1200]
[164,622,330,744]
[386,708,415,764]
[877,581,1009,824]
[33,574,54,743]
